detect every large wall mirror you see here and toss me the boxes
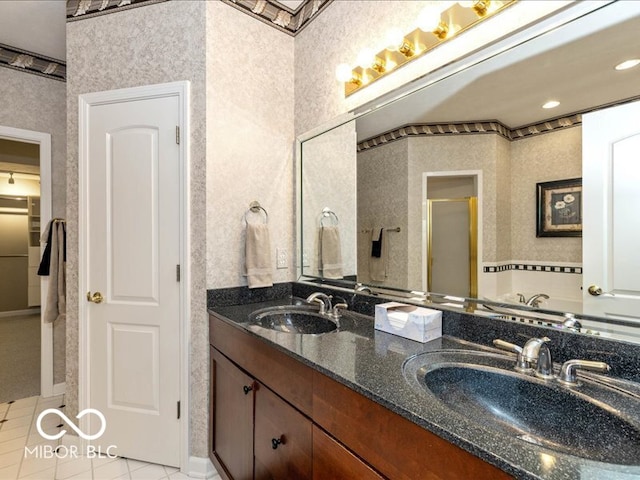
[299,2,640,343]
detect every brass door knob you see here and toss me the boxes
[87,291,104,304]
[588,285,603,296]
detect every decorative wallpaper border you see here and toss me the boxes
[0,43,66,82]
[357,121,512,151]
[66,0,169,21]
[220,0,332,35]
[357,115,582,152]
[483,263,582,274]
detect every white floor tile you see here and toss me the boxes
[125,459,148,472]
[0,405,9,418]
[5,407,35,421]
[91,454,118,469]
[0,425,31,443]
[93,458,130,480]
[11,398,38,409]
[54,457,92,479]
[18,455,57,478]
[0,436,26,455]
[0,462,20,480]
[113,474,132,480]
[167,473,190,480]
[0,448,24,468]
[1,415,35,431]
[19,466,56,479]
[163,466,178,475]
[129,463,168,480]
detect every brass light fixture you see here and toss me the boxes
[337,0,515,96]
[8,172,15,185]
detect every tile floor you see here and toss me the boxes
[0,396,195,479]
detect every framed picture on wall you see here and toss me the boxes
[536,178,582,237]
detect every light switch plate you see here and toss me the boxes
[276,248,287,269]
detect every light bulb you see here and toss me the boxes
[356,48,376,69]
[335,63,353,82]
[417,6,442,32]
[542,100,560,109]
[458,1,475,7]
[385,28,405,51]
[615,59,640,71]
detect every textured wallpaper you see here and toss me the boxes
[510,126,582,262]
[301,120,357,279]
[357,140,409,288]
[0,68,67,385]
[206,1,295,289]
[66,0,208,458]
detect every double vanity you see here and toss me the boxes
[208,283,640,480]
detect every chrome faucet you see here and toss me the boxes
[305,292,332,315]
[525,293,549,308]
[557,359,610,385]
[493,336,553,378]
[354,283,372,294]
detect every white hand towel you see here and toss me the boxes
[42,220,66,323]
[245,223,273,289]
[369,227,387,282]
[320,226,343,279]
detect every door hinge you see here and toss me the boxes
[177,401,181,419]
[176,264,181,282]
[176,126,180,145]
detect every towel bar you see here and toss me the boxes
[244,201,268,224]
[361,227,401,233]
[321,207,339,226]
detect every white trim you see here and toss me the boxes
[186,456,219,479]
[78,81,191,471]
[422,170,483,295]
[0,125,53,398]
[53,382,66,396]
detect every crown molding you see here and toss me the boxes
[220,0,332,36]
[66,0,169,21]
[0,43,66,82]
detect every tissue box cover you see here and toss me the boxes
[374,302,442,343]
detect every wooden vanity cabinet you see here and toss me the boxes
[209,312,512,480]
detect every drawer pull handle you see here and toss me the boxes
[271,436,283,450]
[243,385,253,395]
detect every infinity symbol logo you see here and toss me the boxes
[36,408,107,441]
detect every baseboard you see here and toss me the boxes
[53,382,65,396]
[0,308,41,318]
[186,456,219,479]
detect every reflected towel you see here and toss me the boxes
[320,226,343,279]
[245,223,273,289]
[40,219,66,323]
[369,227,387,282]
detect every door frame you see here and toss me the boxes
[422,170,483,295]
[78,81,191,470]
[0,125,55,397]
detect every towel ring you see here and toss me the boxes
[244,201,268,225]
[321,207,339,227]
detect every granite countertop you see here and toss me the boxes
[209,297,640,480]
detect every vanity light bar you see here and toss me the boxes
[339,0,516,97]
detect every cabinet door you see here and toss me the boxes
[211,347,254,480]
[313,426,384,480]
[254,384,312,480]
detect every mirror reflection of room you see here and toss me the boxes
[0,138,41,404]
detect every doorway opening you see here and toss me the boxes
[0,138,42,403]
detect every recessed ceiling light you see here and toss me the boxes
[615,59,640,71]
[542,100,560,109]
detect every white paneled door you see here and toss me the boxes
[583,100,640,326]
[84,93,181,465]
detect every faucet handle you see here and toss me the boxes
[557,359,611,385]
[332,303,348,319]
